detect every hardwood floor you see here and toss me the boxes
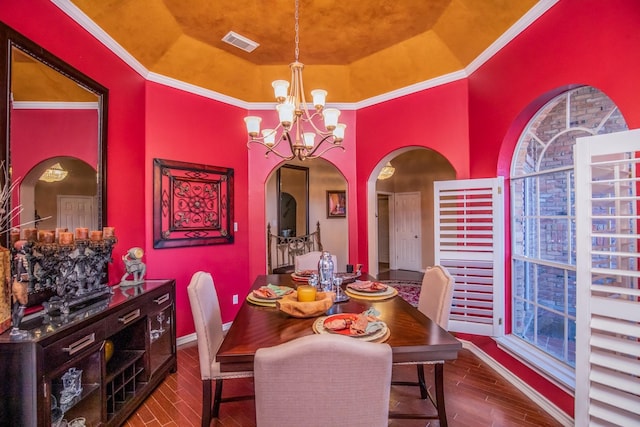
[124,270,563,427]
[124,345,562,426]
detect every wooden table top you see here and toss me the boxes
[216,274,462,372]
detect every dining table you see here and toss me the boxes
[216,273,462,425]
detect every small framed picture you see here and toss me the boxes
[326,190,346,218]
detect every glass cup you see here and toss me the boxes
[333,276,344,299]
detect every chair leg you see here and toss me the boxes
[202,379,212,427]
[435,363,448,427]
[212,378,224,418]
[416,364,428,399]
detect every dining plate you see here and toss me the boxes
[251,285,293,300]
[346,284,396,297]
[290,273,310,282]
[246,294,277,307]
[312,316,389,343]
[346,281,388,294]
[344,286,398,301]
[321,313,381,338]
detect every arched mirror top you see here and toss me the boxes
[0,22,108,245]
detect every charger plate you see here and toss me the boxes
[344,286,398,301]
[246,294,277,307]
[312,316,390,343]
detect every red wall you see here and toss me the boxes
[246,109,358,283]
[0,2,147,290]
[469,0,640,178]
[5,0,640,418]
[354,80,470,268]
[11,108,98,181]
[144,82,251,335]
[466,0,640,417]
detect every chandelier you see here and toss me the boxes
[244,0,346,161]
[39,163,68,183]
[377,162,395,180]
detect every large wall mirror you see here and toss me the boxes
[0,23,108,246]
[277,164,309,237]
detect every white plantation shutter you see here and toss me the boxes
[575,130,640,426]
[434,177,504,336]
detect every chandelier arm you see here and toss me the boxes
[304,144,345,160]
[299,114,333,136]
[303,134,343,158]
[247,139,295,161]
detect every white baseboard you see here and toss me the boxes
[177,322,232,347]
[460,340,574,427]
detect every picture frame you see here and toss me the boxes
[153,158,234,248]
[326,190,346,218]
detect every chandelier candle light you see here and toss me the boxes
[244,0,346,161]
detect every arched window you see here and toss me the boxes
[509,86,628,380]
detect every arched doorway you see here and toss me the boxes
[368,148,456,276]
[265,158,349,271]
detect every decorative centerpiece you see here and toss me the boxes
[276,290,335,318]
[9,225,118,335]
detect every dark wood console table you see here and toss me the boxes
[0,279,176,426]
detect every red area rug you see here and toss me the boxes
[380,280,421,307]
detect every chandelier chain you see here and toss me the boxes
[243,0,346,161]
[294,0,299,61]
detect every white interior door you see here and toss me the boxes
[394,192,421,271]
[574,129,640,426]
[57,195,97,231]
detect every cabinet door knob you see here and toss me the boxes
[154,293,170,305]
[63,333,96,355]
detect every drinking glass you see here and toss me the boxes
[333,276,344,300]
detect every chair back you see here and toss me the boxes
[187,271,224,380]
[294,251,337,272]
[254,334,392,427]
[417,265,455,329]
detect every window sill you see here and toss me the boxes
[495,335,575,393]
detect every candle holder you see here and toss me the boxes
[10,234,118,327]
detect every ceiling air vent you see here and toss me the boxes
[222,31,259,53]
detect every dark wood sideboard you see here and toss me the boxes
[0,279,177,426]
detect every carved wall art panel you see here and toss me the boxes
[153,158,234,248]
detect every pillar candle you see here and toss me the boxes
[75,227,89,240]
[23,228,37,242]
[59,232,74,245]
[10,231,20,246]
[90,230,103,241]
[55,227,68,242]
[39,231,55,244]
[102,227,115,239]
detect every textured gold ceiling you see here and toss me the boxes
[69,0,536,102]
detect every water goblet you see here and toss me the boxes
[333,276,346,302]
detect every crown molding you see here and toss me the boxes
[466,0,560,75]
[12,101,99,110]
[355,70,468,109]
[50,0,149,77]
[146,72,249,109]
[51,0,558,110]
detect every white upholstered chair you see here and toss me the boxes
[254,333,392,427]
[187,271,253,427]
[392,265,455,413]
[294,251,337,272]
